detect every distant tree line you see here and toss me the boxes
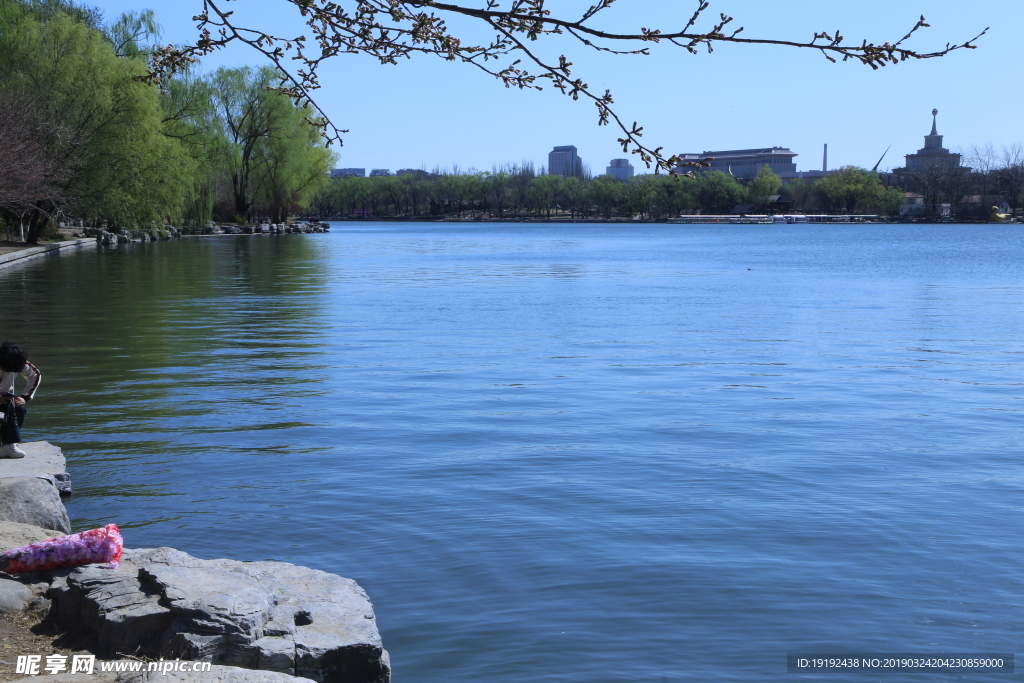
[0,0,333,243]
[310,164,910,220]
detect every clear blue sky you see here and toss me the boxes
[93,0,1020,174]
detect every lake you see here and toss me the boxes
[3,222,1024,681]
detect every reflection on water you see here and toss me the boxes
[2,224,1024,682]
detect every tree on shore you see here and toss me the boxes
[747,166,783,212]
[0,0,337,238]
[815,166,902,214]
[0,6,195,241]
[163,65,334,225]
[0,89,73,239]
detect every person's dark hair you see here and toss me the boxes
[0,342,28,373]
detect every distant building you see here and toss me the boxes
[548,146,584,178]
[369,169,391,177]
[775,143,832,182]
[902,192,950,217]
[901,192,926,216]
[892,110,965,174]
[674,148,797,179]
[606,159,634,182]
[331,168,365,178]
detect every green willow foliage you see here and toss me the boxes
[206,66,334,224]
[0,0,333,240]
[0,4,193,239]
[311,165,908,220]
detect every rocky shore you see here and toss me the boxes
[0,444,390,683]
[81,222,331,246]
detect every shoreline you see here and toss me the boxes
[0,240,96,271]
[0,443,391,683]
[309,217,1023,226]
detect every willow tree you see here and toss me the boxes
[209,66,334,222]
[162,72,226,226]
[815,166,895,214]
[0,4,196,239]
[747,165,783,212]
[148,2,985,175]
[255,97,335,223]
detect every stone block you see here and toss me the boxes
[0,477,71,533]
[47,548,390,683]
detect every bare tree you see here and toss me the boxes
[0,88,76,239]
[147,1,986,175]
[997,143,1024,213]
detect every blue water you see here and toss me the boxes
[3,222,1024,681]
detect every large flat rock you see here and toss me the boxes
[0,442,72,534]
[48,547,390,683]
[0,441,72,494]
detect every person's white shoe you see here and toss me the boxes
[0,443,25,459]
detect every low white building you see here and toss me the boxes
[901,192,950,217]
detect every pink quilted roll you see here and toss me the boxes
[0,523,123,573]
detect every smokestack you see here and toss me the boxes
[823,144,828,173]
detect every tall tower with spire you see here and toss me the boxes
[897,109,962,172]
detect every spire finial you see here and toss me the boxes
[931,109,938,136]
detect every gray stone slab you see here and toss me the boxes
[0,441,71,494]
[141,564,270,641]
[119,664,317,682]
[47,547,390,683]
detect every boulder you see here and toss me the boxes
[0,442,73,533]
[0,573,33,614]
[48,547,390,683]
[0,478,71,533]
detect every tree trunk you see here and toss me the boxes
[26,208,45,245]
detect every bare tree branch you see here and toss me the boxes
[145,0,987,175]
[0,87,77,218]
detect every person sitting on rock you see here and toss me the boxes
[0,341,41,459]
